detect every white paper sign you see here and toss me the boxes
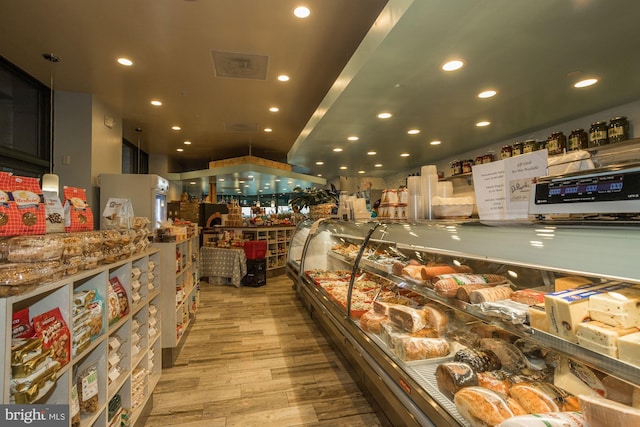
[473,151,548,220]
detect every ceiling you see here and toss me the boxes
[3,0,640,191]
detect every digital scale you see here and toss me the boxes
[529,165,640,216]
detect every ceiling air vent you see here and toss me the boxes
[211,50,268,80]
[224,122,258,133]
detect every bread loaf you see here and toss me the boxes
[478,338,530,372]
[453,348,502,372]
[454,387,515,427]
[509,382,581,413]
[477,371,512,397]
[394,337,449,361]
[436,362,478,399]
[388,304,428,333]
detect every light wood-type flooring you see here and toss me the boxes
[144,274,386,427]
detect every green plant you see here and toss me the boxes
[289,186,338,209]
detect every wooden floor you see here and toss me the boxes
[144,274,386,427]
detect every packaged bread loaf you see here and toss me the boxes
[394,336,450,361]
[388,304,428,333]
[453,347,502,372]
[359,310,388,334]
[477,371,512,396]
[436,362,478,399]
[433,273,507,297]
[454,386,518,427]
[478,338,530,372]
[509,382,581,413]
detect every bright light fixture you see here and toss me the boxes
[317,174,322,177]
[171,126,181,130]
[476,121,491,127]
[264,128,272,132]
[333,148,343,152]
[358,170,365,174]
[183,141,191,145]
[340,166,347,170]
[407,129,420,135]
[374,164,383,167]
[316,161,324,165]
[442,60,464,71]
[269,107,279,112]
[150,100,162,106]
[574,78,598,88]
[347,136,359,141]
[248,175,254,178]
[219,178,224,182]
[275,179,281,182]
[278,74,290,82]
[176,148,183,152]
[430,140,442,145]
[294,6,311,18]
[377,112,392,119]
[367,151,376,155]
[189,181,196,185]
[400,153,410,157]
[478,90,497,98]
[117,57,133,66]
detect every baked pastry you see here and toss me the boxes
[436,362,478,399]
[478,338,530,373]
[509,381,581,413]
[394,337,449,361]
[477,371,512,397]
[453,348,502,372]
[454,386,515,427]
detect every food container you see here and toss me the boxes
[608,116,629,143]
[546,131,566,155]
[431,196,474,218]
[7,235,65,263]
[512,141,524,156]
[589,121,609,147]
[568,129,588,151]
[523,139,539,153]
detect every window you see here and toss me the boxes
[122,138,148,174]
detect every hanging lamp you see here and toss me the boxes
[41,53,60,196]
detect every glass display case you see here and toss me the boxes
[285,219,314,281]
[289,219,640,426]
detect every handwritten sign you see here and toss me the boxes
[473,150,548,220]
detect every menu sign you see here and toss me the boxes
[473,150,548,220]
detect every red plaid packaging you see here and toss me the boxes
[0,172,19,236]
[63,187,94,232]
[10,175,46,235]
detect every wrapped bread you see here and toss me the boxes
[394,337,449,361]
[359,310,388,334]
[477,371,512,397]
[454,386,516,427]
[580,394,640,426]
[433,274,507,297]
[478,338,530,372]
[388,304,428,333]
[436,362,478,399]
[453,348,502,372]
[509,382,581,413]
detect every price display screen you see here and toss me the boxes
[534,171,640,205]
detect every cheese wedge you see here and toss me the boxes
[589,287,640,328]
[617,332,640,367]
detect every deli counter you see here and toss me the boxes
[286,219,640,426]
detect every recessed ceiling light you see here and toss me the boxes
[294,6,311,18]
[269,107,279,112]
[476,121,491,127]
[358,170,365,174]
[333,148,343,152]
[244,185,249,188]
[347,136,359,141]
[259,190,263,193]
[430,140,442,145]
[176,148,183,152]
[367,151,376,155]
[248,175,254,178]
[317,174,322,177]
[150,100,162,106]
[574,78,598,88]
[239,180,245,183]
[316,161,324,165]
[377,112,392,119]
[287,181,292,184]
[189,181,196,185]
[264,128,273,132]
[375,164,383,167]
[277,74,290,82]
[171,126,181,131]
[117,57,133,66]
[183,141,191,145]
[407,129,420,135]
[478,90,497,98]
[400,153,410,157]
[340,166,348,170]
[219,178,224,182]
[442,60,464,71]
[275,179,281,182]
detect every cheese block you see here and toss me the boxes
[529,304,549,332]
[580,395,640,426]
[554,275,595,291]
[589,287,640,328]
[617,331,640,367]
[545,283,627,342]
[576,320,639,347]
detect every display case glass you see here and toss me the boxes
[291,219,640,426]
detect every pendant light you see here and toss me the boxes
[41,53,60,196]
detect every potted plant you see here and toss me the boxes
[289,186,339,219]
